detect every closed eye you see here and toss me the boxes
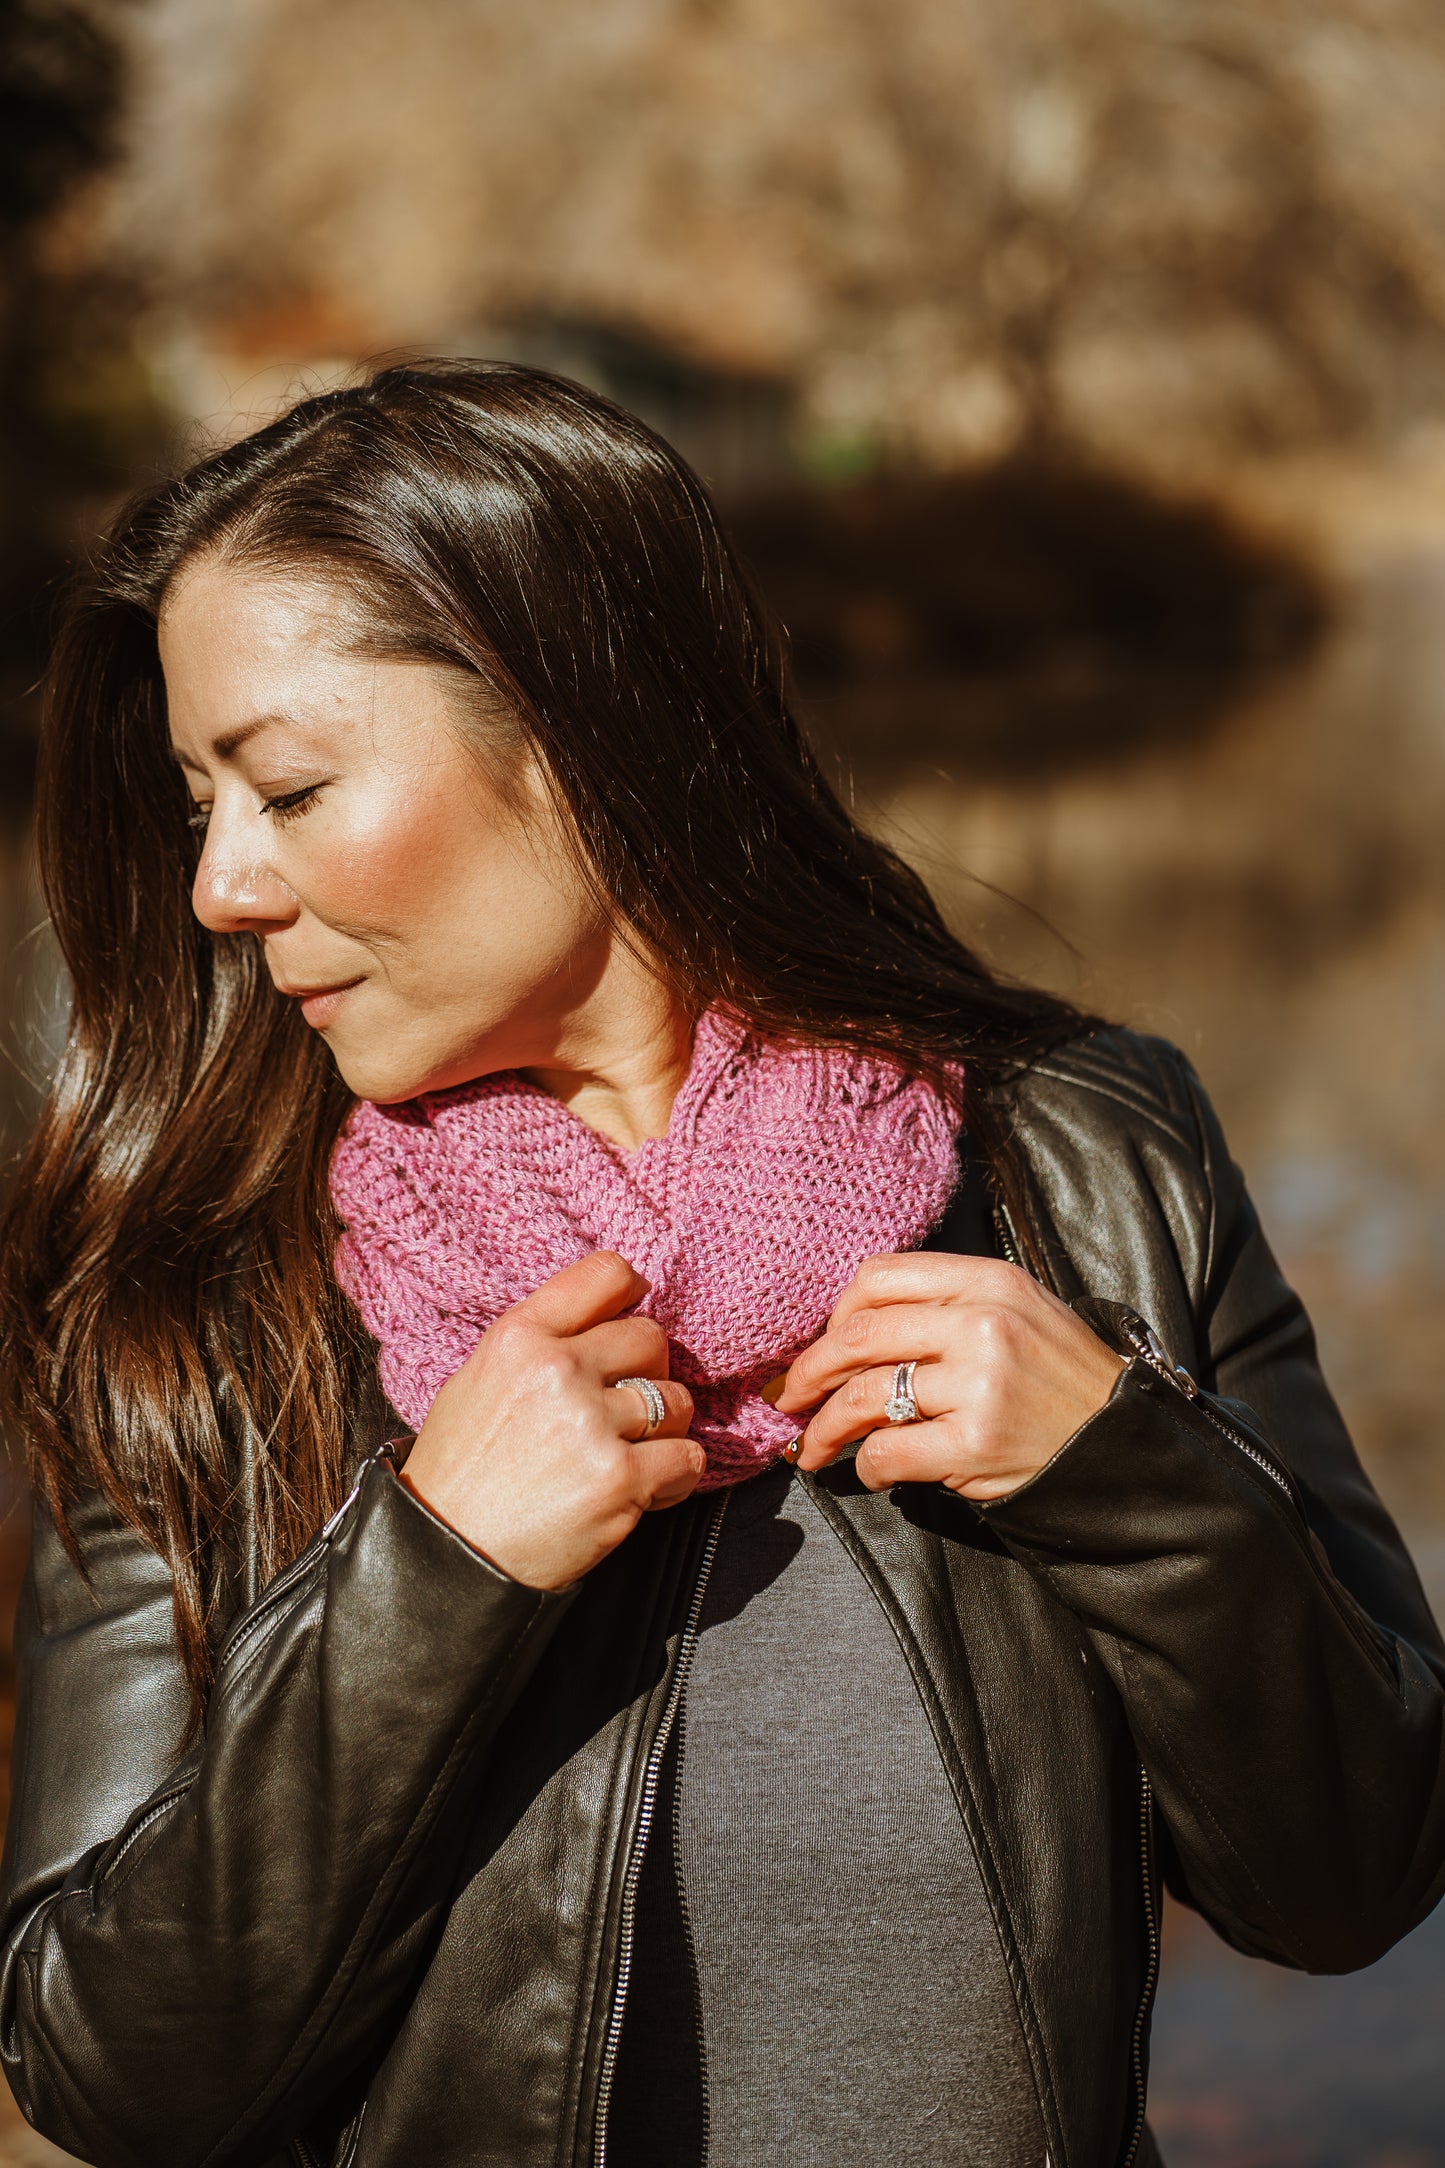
[261,783,325,824]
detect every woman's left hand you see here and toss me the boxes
[776,1254,1125,1501]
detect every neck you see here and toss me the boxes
[519,945,696,1151]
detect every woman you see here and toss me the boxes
[0,360,1441,2168]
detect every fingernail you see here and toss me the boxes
[760,1372,789,1407]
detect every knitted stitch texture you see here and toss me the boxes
[330,1010,962,1487]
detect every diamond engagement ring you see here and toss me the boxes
[614,1376,667,1437]
[884,1360,920,1424]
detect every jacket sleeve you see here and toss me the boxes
[982,1052,1445,1974]
[0,1457,573,2168]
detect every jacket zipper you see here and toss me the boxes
[994,1197,1166,2167]
[998,1188,1387,2152]
[1114,1312,1297,1504]
[112,1456,395,2140]
[1002,1194,1295,1516]
[101,1781,192,1882]
[217,1542,329,1674]
[1116,1311,1395,1686]
[993,1201,1025,1273]
[217,1445,397,1676]
[292,2102,365,2168]
[671,1699,712,2165]
[592,1493,728,2168]
[1121,1769,1160,2168]
[1197,1403,1291,1499]
[102,1444,395,2168]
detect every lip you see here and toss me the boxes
[275,977,365,1029]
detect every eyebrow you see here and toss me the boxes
[170,714,295,774]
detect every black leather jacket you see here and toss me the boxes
[3,1029,1443,2168]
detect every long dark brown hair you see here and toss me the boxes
[0,358,1091,1704]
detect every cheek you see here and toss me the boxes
[289,755,488,934]
[329,783,461,928]
[298,759,587,982]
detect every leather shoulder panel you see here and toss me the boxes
[996,1027,1216,1346]
[1011,1026,1204,1157]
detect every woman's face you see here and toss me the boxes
[161,555,612,1104]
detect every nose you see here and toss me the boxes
[191,826,300,937]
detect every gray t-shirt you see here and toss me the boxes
[613,1461,1045,2167]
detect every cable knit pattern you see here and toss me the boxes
[330,1010,962,1487]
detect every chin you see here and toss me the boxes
[325,1040,430,1106]
[326,1034,496,1106]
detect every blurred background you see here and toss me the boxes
[2,1,1444,2162]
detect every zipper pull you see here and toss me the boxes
[1121,1314,1199,1400]
[319,1436,410,1542]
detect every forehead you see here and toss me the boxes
[160,559,381,761]
[160,558,360,680]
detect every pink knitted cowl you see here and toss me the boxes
[330,1010,962,1488]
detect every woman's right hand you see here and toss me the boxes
[398,1250,703,1590]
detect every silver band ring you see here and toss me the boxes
[884,1360,920,1425]
[615,1376,667,1437]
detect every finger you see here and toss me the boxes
[631,1433,708,1510]
[794,1362,939,1469]
[851,1418,973,1494]
[853,1418,1028,1501]
[512,1250,649,1337]
[778,1300,950,1413]
[580,1314,670,1383]
[612,1377,695,1443]
[826,1251,1018,1332]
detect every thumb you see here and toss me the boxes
[513,1249,649,1336]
